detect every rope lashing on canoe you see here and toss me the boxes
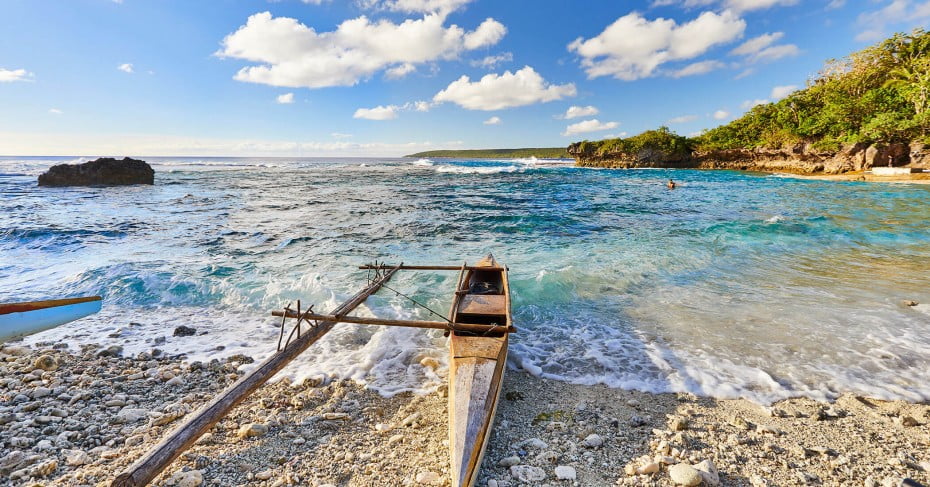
[277,300,323,351]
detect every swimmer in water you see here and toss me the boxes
[667,179,676,189]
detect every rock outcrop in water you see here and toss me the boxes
[567,142,930,175]
[38,157,155,187]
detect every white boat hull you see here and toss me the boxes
[0,299,102,343]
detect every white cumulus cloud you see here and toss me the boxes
[483,116,502,125]
[217,11,506,89]
[561,119,619,137]
[385,63,417,79]
[118,63,134,74]
[770,85,798,100]
[0,68,33,82]
[433,66,576,111]
[855,0,930,42]
[563,105,600,119]
[276,93,295,104]
[354,105,400,120]
[568,10,745,80]
[713,109,730,120]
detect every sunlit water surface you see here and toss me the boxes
[2,156,928,403]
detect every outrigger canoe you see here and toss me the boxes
[0,296,102,343]
[448,254,511,487]
[114,257,513,487]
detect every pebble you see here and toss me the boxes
[670,416,689,431]
[583,433,604,448]
[168,469,203,487]
[554,465,576,480]
[64,449,90,466]
[498,456,520,467]
[236,423,268,439]
[522,437,548,449]
[899,416,920,427]
[510,465,546,482]
[32,386,52,398]
[415,470,441,484]
[255,470,273,480]
[669,463,703,486]
[30,459,58,478]
[636,462,660,475]
[34,354,59,371]
[695,459,720,486]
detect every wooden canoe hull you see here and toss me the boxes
[448,254,511,487]
[0,297,102,343]
[449,335,508,487]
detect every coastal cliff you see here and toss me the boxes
[569,28,929,175]
[568,141,930,174]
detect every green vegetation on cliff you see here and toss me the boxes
[405,148,569,159]
[573,127,692,160]
[697,28,929,151]
[572,28,929,159]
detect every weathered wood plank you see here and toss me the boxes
[111,266,400,487]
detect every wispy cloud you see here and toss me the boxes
[770,85,798,100]
[470,52,513,69]
[668,114,699,124]
[561,119,619,136]
[48,108,63,115]
[483,116,502,125]
[0,68,33,82]
[713,110,730,120]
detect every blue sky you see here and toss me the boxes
[0,0,928,156]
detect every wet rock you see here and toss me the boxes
[97,345,123,357]
[38,157,155,186]
[669,463,703,486]
[510,465,546,482]
[554,465,576,480]
[173,326,197,337]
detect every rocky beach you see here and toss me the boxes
[2,343,928,487]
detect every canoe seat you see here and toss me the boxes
[458,294,506,317]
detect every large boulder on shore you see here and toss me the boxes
[38,157,154,187]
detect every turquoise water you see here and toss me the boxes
[2,156,929,403]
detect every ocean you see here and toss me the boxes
[2,156,929,403]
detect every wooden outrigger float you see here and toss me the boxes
[113,255,512,487]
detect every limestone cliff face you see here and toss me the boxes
[567,142,929,174]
